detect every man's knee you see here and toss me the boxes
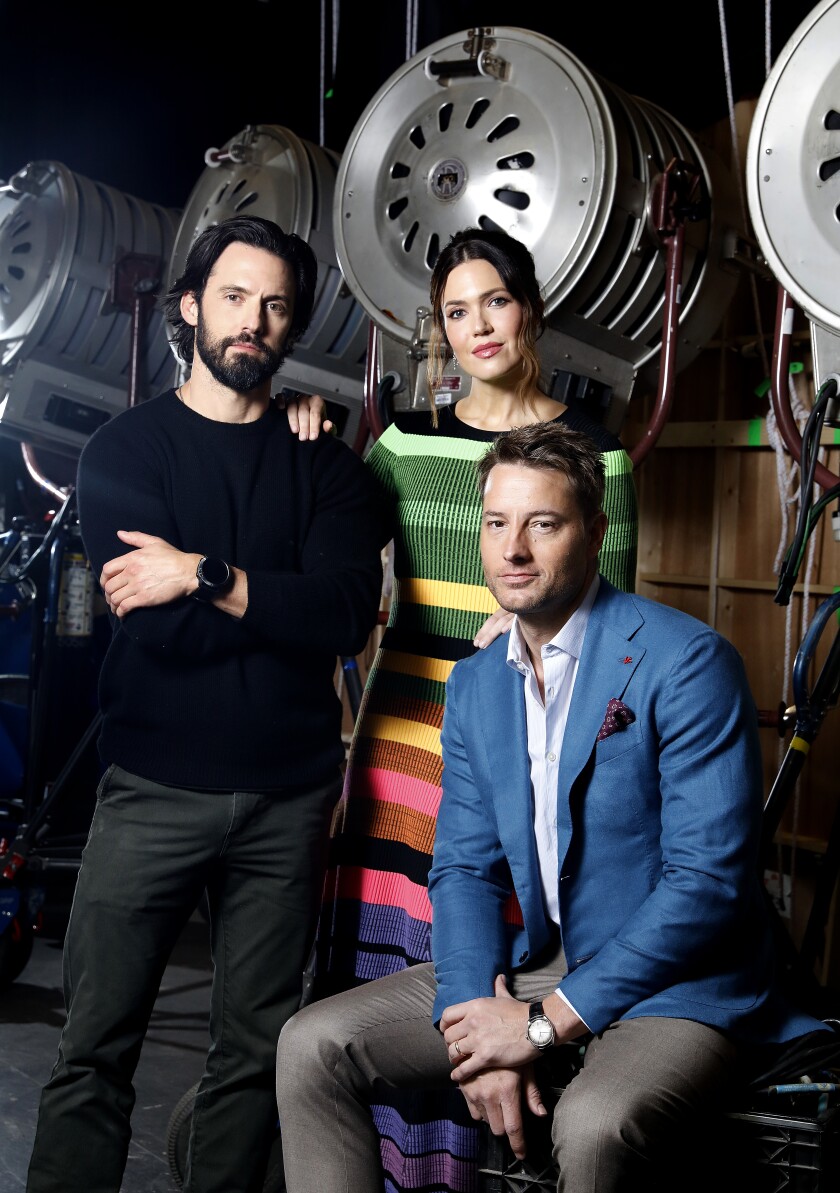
[552,1066,703,1183]
[553,1077,611,1163]
[277,1000,339,1083]
[552,1072,655,1170]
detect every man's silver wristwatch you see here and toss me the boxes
[526,1000,556,1050]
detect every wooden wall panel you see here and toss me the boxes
[635,450,716,581]
[636,582,710,624]
[718,449,789,583]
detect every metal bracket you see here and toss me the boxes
[0,162,57,199]
[409,306,433,362]
[108,252,163,408]
[425,28,508,85]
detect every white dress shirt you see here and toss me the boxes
[505,573,600,1025]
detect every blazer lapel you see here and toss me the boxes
[556,584,646,842]
[478,651,543,922]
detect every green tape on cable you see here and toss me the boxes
[748,419,762,446]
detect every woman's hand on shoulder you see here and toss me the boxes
[282,392,334,440]
[473,608,515,649]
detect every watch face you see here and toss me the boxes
[199,558,230,588]
[527,1016,554,1049]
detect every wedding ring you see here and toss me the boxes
[454,1040,463,1057]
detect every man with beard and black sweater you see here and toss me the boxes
[26,215,385,1193]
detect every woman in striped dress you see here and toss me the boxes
[315,228,638,1192]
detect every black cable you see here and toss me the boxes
[793,483,840,575]
[774,378,837,605]
[0,529,22,576]
[377,373,396,432]
[747,1025,840,1091]
[792,387,826,546]
[806,482,840,528]
[9,486,77,584]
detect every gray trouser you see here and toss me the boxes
[27,764,340,1193]
[275,958,742,1193]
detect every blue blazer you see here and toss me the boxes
[429,579,823,1043]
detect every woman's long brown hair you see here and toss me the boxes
[426,228,546,426]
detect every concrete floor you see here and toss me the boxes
[0,884,213,1192]
[4,880,839,1193]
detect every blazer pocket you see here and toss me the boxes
[593,721,642,765]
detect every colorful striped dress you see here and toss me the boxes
[316,405,638,1192]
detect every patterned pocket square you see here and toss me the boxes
[596,697,635,742]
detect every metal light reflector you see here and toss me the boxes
[0,160,180,457]
[747,0,840,387]
[334,26,741,428]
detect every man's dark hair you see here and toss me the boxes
[477,422,606,524]
[163,215,318,365]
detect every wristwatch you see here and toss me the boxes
[526,1000,556,1051]
[193,556,233,602]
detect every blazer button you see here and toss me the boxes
[519,951,529,963]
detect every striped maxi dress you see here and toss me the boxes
[316,404,638,1193]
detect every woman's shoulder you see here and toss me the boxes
[390,405,479,438]
[384,406,493,449]
[366,412,491,473]
[388,408,438,437]
[556,405,627,454]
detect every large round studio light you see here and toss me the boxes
[747,0,840,337]
[0,160,180,457]
[746,0,840,482]
[334,24,741,418]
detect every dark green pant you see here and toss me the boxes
[26,764,340,1193]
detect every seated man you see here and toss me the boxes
[276,421,826,1193]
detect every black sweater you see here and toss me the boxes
[77,391,385,791]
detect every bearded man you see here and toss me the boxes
[26,215,385,1193]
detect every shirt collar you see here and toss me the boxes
[506,573,600,671]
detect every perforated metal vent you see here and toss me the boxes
[334,25,740,374]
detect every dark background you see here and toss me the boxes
[0,0,823,519]
[0,0,822,210]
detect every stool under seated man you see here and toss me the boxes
[276,421,826,1193]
